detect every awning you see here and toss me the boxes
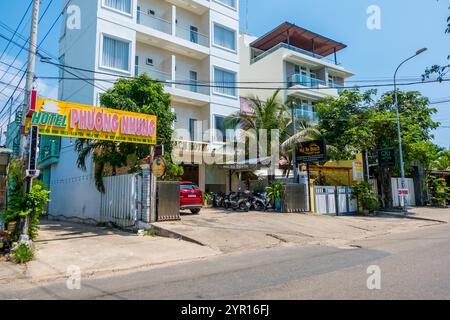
[250,22,347,57]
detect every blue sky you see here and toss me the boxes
[0,0,449,146]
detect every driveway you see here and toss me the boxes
[153,208,445,254]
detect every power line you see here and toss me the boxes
[0,0,33,62]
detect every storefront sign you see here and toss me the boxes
[378,148,396,168]
[152,156,167,178]
[26,98,157,144]
[296,139,327,163]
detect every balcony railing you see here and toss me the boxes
[329,81,344,94]
[135,65,172,84]
[295,108,318,123]
[251,42,340,65]
[288,74,327,88]
[175,25,209,48]
[175,80,210,95]
[137,9,172,35]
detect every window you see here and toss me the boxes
[189,71,198,93]
[214,68,236,97]
[214,115,227,142]
[216,0,236,9]
[102,35,130,71]
[189,119,198,141]
[190,26,199,44]
[134,56,139,77]
[214,24,236,51]
[104,0,131,14]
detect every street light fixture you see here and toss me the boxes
[393,47,427,213]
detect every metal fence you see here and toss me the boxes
[282,184,308,213]
[100,174,141,228]
[156,181,180,222]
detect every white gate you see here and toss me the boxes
[391,178,416,207]
[100,174,141,228]
[315,186,357,216]
[314,186,336,215]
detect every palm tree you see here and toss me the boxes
[225,90,291,157]
[75,139,129,193]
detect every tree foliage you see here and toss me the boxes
[315,89,440,170]
[75,74,181,192]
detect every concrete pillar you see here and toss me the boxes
[140,164,151,223]
[199,163,206,192]
[171,5,176,36]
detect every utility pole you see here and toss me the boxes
[393,48,427,213]
[20,0,40,238]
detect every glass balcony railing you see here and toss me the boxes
[295,108,319,123]
[175,78,210,95]
[288,74,327,88]
[135,65,172,85]
[175,25,209,48]
[136,10,172,35]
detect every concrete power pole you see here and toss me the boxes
[21,0,40,237]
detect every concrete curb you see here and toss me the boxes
[377,211,447,224]
[150,224,207,247]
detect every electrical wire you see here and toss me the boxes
[0,0,33,62]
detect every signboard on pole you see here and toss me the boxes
[296,139,327,163]
[26,98,157,144]
[378,148,396,168]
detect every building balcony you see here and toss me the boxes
[288,74,327,89]
[135,63,211,105]
[287,74,340,99]
[295,108,318,123]
[135,4,210,58]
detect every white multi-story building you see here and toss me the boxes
[41,0,240,220]
[240,22,353,122]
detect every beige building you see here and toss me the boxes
[239,22,354,122]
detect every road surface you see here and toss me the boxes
[2,222,450,300]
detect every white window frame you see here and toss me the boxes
[212,22,237,53]
[99,33,132,74]
[102,0,133,18]
[213,67,238,99]
[213,0,237,10]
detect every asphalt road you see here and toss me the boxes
[2,222,450,300]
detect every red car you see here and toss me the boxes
[179,181,203,214]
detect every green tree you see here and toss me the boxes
[225,90,291,158]
[315,89,440,208]
[75,74,180,192]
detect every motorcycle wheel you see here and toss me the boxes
[255,202,265,211]
[239,202,249,212]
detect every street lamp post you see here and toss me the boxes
[393,48,427,213]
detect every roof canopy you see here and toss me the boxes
[250,22,347,57]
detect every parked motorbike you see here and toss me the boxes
[253,191,275,212]
[223,191,251,212]
[211,192,226,208]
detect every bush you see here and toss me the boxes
[352,182,379,212]
[11,243,34,264]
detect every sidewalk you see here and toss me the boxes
[153,209,441,254]
[380,207,450,223]
[0,220,218,286]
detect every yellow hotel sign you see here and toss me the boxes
[26,98,157,144]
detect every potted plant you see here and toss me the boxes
[266,182,284,212]
[352,182,379,215]
[203,192,213,208]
